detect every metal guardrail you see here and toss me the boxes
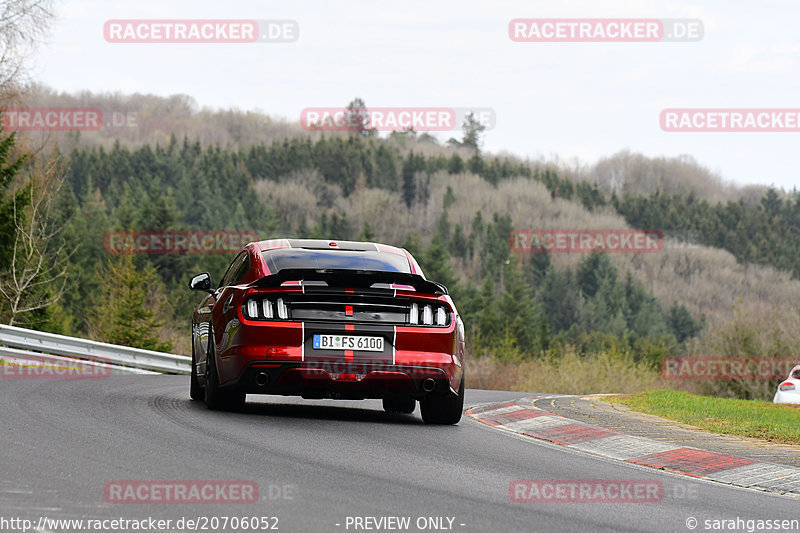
[0,324,191,375]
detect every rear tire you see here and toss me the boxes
[382,397,416,414]
[190,339,203,401]
[204,337,245,411]
[420,373,464,425]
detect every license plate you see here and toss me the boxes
[312,334,384,352]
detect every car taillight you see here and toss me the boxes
[409,303,419,325]
[422,305,433,325]
[246,299,258,318]
[779,382,796,392]
[276,298,288,319]
[243,297,287,320]
[436,307,446,326]
[409,302,450,327]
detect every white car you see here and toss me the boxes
[773,364,800,404]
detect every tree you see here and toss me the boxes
[537,267,580,333]
[420,234,457,290]
[480,213,512,279]
[358,220,374,241]
[328,211,352,240]
[0,0,55,99]
[447,154,464,174]
[400,231,422,258]
[0,137,71,327]
[449,223,467,258]
[448,112,486,152]
[373,145,398,190]
[402,151,425,207]
[89,249,172,352]
[443,185,456,209]
[435,209,451,243]
[668,302,704,343]
[345,97,377,136]
[50,186,110,335]
[497,264,547,355]
[576,181,606,211]
[760,187,782,218]
[576,253,617,299]
[525,251,551,287]
[418,133,438,144]
[0,122,27,270]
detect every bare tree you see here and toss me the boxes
[0,153,71,326]
[0,0,54,101]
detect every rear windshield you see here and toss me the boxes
[262,249,411,274]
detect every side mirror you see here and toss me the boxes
[189,272,213,293]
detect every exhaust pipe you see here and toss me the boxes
[254,372,270,387]
[422,378,436,392]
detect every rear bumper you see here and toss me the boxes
[225,361,459,400]
[773,389,800,404]
[214,318,465,395]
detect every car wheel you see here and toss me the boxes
[382,397,416,414]
[190,336,204,401]
[204,334,245,411]
[420,373,464,425]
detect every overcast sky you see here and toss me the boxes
[31,0,800,190]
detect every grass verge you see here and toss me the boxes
[612,389,800,444]
[465,350,667,395]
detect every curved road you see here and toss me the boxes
[0,376,795,532]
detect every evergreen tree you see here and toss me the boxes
[420,234,457,290]
[668,302,704,342]
[497,264,547,356]
[0,125,28,272]
[537,268,581,333]
[526,251,551,287]
[443,185,456,209]
[328,211,353,240]
[401,151,418,208]
[373,145,398,190]
[576,254,617,298]
[89,251,173,352]
[447,154,464,174]
[358,220,375,241]
[449,223,467,258]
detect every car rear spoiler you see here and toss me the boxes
[248,268,448,295]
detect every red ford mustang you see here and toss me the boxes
[188,239,466,424]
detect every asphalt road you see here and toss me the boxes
[0,376,796,533]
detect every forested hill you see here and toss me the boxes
[3,90,799,400]
[45,131,798,360]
